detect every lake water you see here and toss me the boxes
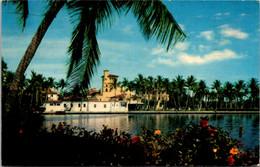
[43,114,259,150]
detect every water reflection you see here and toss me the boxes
[43,114,259,149]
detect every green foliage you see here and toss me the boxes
[3,117,258,166]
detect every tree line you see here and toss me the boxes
[119,74,259,111]
[2,59,259,111]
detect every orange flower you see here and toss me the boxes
[230,148,238,155]
[132,136,140,143]
[155,130,161,135]
[213,148,217,153]
[226,155,235,165]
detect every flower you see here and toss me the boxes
[210,133,214,136]
[19,129,23,134]
[200,120,208,128]
[213,148,217,153]
[209,127,216,132]
[174,134,178,139]
[230,147,238,155]
[120,138,124,144]
[155,130,161,135]
[226,155,235,165]
[132,136,140,143]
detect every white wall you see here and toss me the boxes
[44,101,128,113]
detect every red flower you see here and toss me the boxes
[226,155,235,165]
[200,120,208,128]
[174,134,178,139]
[210,133,214,137]
[120,138,124,144]
[132,136,140,143]
[209,127,216,132]
[19,129,23,134]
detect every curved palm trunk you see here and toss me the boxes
[5,1,66,113]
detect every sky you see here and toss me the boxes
[1,1,259,90]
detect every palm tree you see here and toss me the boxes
[174,75,186,110]
[134,74,145,104]
[234,80,246,110]
[248,78,259,109]
[185,75,197,110]
[155,75,163,110]
[5,0,186,112]
[162,78,170,110]
[5,0,66,112]
[196,80,207,111]
[212,80,222,111]
[110,77,118,103]
[223,82,234,110]
[43,77,55,103]
[146,76,155,110]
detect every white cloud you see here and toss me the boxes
[198,31,214,41]
[156,57,178,67]
[217,39,231,46]
[219,25,248,39]
[198,45,210,52]
[151,46,165,55]
[178,49,241,65]
[215,12,230,16]
[149,49,242,67]
[240,13,246,16]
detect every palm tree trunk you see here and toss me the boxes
[5,1,65,113]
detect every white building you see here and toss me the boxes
[43,100,128,114]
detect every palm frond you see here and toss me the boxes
[67,1,121,90]
[125,0,186,50]
[9,0,29,31]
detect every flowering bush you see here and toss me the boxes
[2,118,259,166]
[135,117,259,166]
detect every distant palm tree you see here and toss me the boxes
[234,80,246,110]
[43,77,55,103]
[146,76,155,110]
[110,77,118,102]
[247,78,259,109]
[185,75,197,110]
[162,78,170,110]
[223,82,234,110]
[196,80,207,111]
[174,75,186,110]
[27,71,45,107]
[155,75,163,110]
[5,0,186,112]
[212,80,222,111]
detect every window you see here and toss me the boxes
[71,104,73,107]
[94,104,96,108]
[64,104,67,107]
[106,84,108,87]
[83,104,86,107]
[104,104,106,108]
[106,88,108,92]
[50,103,53,106]
[57,103,60,106]
[78,103,81,107]
[51,94,53,97]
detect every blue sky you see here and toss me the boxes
[2,1,259,89]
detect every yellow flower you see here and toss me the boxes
[230,147,238,155]
[155,130,161,135]
[213,148,217,153]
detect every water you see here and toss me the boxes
[43,114,259,150]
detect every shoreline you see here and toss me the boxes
[41,110,260,115]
